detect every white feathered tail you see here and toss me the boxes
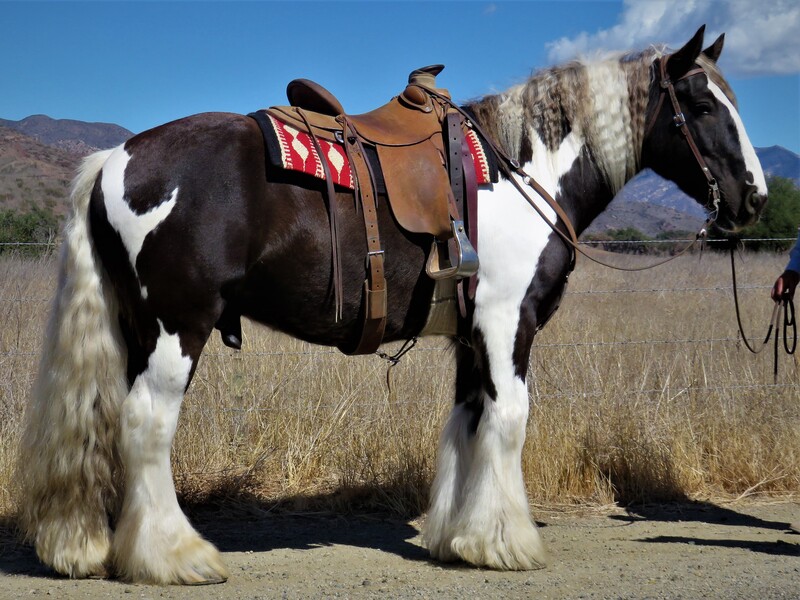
[18,149,129,578]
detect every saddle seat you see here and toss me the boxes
[269,65,456,238]
[284,65,448,145]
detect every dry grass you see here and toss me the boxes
[1,250,798,519]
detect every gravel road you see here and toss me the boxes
[1,501,798,599]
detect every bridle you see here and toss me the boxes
[645,54,722,221]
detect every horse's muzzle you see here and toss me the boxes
[742,186,767,222]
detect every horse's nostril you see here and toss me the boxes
[746,190,766,215]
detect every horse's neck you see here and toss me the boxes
[474,57,651,233]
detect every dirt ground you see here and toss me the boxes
[1,501,798,599]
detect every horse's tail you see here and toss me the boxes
[18,148,129,576]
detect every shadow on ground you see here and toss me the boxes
[0,487,432,579]
[610,500,799,558]
[611,500,793,531]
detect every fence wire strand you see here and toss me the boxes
[2,237,798,406]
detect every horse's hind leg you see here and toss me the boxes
[111,321,227,585]
[424,319,546,570]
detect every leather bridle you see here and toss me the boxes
[645,55,722,221]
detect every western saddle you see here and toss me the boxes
[261,65,480,355]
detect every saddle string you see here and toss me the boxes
[296,108,344,321]
[377,336,419,392]
[729,244,797,381]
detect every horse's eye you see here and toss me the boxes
[694,103,713,116]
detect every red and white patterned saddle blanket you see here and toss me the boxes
[261,112,496,189]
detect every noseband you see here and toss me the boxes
[645,54,722,220]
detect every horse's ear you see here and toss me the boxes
[702,33,725,63]
[667,25,705,79]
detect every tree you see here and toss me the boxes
[735,176,800,251]
[0,205,60,256]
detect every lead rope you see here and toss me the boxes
[729,245,797,381]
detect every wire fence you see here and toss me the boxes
[1,236,796,249]
[1,237,798,404]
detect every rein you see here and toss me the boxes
[419,52,721,273]
[729,244,796,381]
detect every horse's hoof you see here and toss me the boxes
[185,575,228,586]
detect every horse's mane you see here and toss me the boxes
[466,46,733,195]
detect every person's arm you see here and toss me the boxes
[771,228,800,302]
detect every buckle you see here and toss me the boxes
[673,112,686,127]
[366,249,384,269]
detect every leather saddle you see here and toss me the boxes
[263,65,479,354]
[269,65,470,243]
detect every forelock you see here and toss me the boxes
[696,54,738,109]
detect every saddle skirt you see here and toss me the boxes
[259,110,494,194]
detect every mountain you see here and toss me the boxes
[757,145,800,184]
[585,145,800,237]
[0,116,133,216]
[0,115,132,156]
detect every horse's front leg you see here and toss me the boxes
[112,321,228,585]
[424,299,546,570]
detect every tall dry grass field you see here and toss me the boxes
[1,249,798,519]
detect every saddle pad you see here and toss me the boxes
[262,112,354,187]
[253,110,497,189]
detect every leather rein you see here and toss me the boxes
[420,52,723,273]
[728,243,797,380]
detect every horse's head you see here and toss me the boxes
[642,26,767,232]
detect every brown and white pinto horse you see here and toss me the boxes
[19,26,766,584]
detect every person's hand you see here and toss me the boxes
[771,269,800,302]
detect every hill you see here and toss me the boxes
[0,116,133,217]
[0,115,132,156]
[0,126,78,215]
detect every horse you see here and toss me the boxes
[19,25,767,584]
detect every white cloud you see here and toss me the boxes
[546,0,800,76]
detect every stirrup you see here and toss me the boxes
[426,220,479,280]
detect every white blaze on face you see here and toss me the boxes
[707,80,769,196]
[101,146,179,283]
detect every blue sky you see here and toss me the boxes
[3,1,799,153]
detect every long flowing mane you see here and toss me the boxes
[466,49,658,194]
[466,47,737,197]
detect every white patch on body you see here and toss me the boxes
[707,80,768,195]
[424,128,583,569]
[101,146,179,283]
